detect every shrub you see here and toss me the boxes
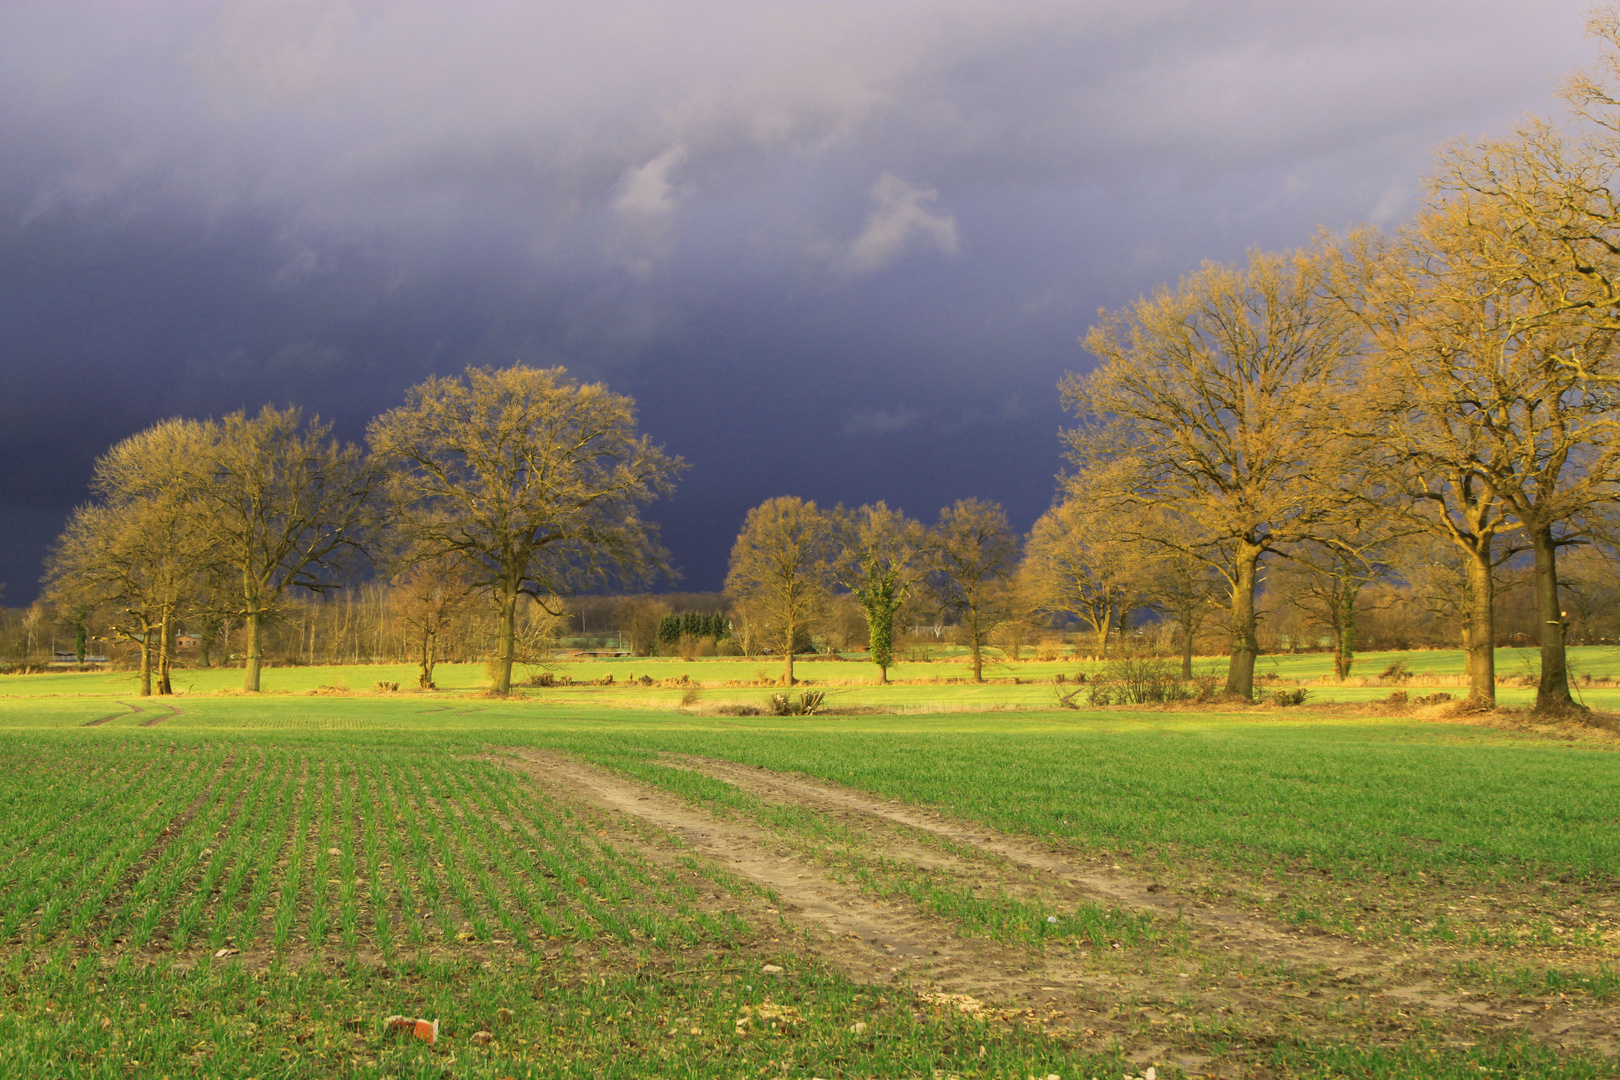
[1086,651,1190,705]
[1380,659,1412,684]
[767,690,825,716]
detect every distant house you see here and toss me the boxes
[176,634,202,650]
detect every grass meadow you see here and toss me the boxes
[1,650,1617,1077]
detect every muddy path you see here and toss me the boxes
[503,748,1620,1067]
[665,754,1620,1055]
[670,754,1393,971]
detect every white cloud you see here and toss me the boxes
[843,405,917,437]
[846,174,959,274]
[615,145,687,218]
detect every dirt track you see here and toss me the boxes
[503,748,1620,1068]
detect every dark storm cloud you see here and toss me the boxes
[0,1,1598,598]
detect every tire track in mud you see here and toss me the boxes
[84,702,143,727]
[501,748,1620,1065]
[138,704,183,728]
[504,748,1254,1073]
[672,754,1370,969]
[667,754,1620,1055]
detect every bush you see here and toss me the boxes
[1268,688,1309,707]
[1085,651,1191,705]
[1380,660,1412,684]
[767,690,825,716]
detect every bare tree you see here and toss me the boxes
[1556,543,1620,644]
[1268,515,1399,681]
[724,497,834,686]
[371,366,680,695]
[1063,249,1365,698]
[1431,9,1620,362]
[830,502,926,682]
[1333,199,1620,711]
[1129,509,1229,679]
[198,406,379,692]
[44,419,213,695]
[1021,499,1147,660]
[926,498,1020,683]
[615,596,671,657]
[727,596,765,659]
[391,554,476,689]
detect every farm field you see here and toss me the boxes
[12,644,1620,712]
[0,678,1616,1077]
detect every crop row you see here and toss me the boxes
[0,743,754,967]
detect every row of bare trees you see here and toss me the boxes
[1053,11,1620,715]
[44,366,680,695]
[724,497,1024,686]
[717,11,1620,711]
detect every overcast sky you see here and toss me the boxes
[0,1,1600,602]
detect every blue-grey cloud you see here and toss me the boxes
[0,0,1599,598]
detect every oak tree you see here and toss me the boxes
[1021,499,1148,660]
[199,406,379,692]
[1333,200,1620,710]
[370,366,680,696]
[44,419,213,695]
[925,499,1020,684]
[724,497,834,686]
[1063,250,1364,698]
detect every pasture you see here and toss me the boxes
[1,658,1617,1077]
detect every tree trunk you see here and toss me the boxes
[495,583,518,695]
[138,630,153,697]
[970,615,983,683]
[419,627,438,689]
[1463,549,1496,705]
[1180,614,1194,680]
[1529,525,1576,713]
[781,616,795,686]
[1332,585,1356,682]
[156,607,173,696]
[1095,620,1111,660]
[1225,544,1262,698]
[243,606,264,692]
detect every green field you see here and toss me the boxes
[13,643,1620,712]
[1,660,1616,1077]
